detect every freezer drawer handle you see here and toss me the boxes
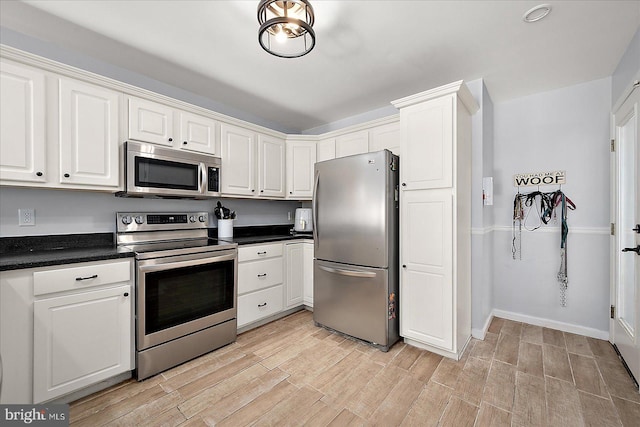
[319,265,377,278]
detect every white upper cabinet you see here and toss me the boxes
[369,121,401,156]
[335,130,369,158]
[0,59,120,191]
[221,123,256,196]
[58,77,120,188]
[128,96,174,147]
[178,111,218,155]
[400,95,454,190]
[316,138,335,163]
[0,59,47,183]
[128,96,218,155]
[286,139,316,199]
[220,123,285,199]
[258,134,285,198]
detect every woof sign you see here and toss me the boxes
[513,171,566,187]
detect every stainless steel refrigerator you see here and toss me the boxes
[312,150,400,351]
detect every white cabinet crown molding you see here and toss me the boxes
[391,80,479,114]
[0,44,287,139]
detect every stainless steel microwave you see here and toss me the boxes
[117,141,221,199]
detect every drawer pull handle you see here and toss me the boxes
[75,274,98,281]
[257,273,267,278]
[258,302,267,308]
[257,251,267,255]
[123,292,129,297]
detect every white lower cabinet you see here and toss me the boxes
[285,243,304,308]
[237,242,285,328]
[33,284,132,403]
[0,258,134,404]
[285,241,314,308]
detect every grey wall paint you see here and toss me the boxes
[468,79,495,334]
[492,77,611,334]
[611,27,640,107]
[0,26,296,134]
[0,187,300,237]
[301,104,399,135]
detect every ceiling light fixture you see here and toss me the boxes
[522,4,552,23]
[257,0,315,58]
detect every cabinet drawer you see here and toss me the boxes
[238,257,283,295]
[238,243,283,262]
[237,285,284,327]
[33,260,131,296]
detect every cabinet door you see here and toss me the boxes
[400,95,453,189]
[400,189,453,351]
[303,242,314,306]
[179,111,218,155]
[221,123,256,196]
[58,78,120,188]
[33,284,132,403]
[316,138,335,163]
[128,96,174,147]
[335,130,369,158]
[258,134,285,198]
[0,60,47,183]
[286,141,316,199]
[370,122,400,156]
[285,243,304,308]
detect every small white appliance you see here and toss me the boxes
[294,208,313,232]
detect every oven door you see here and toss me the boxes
[136,249,237,350]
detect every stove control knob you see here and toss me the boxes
[199,215,206,222]
[134,215,144,225]
[189,215,196,223]
[121,215,132,225]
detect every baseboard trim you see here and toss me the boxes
[491,309,609,340]
[472,312,494,340]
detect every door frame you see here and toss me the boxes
[610,78,640,389]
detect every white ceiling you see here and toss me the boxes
[1,1,639,133]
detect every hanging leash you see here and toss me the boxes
[557,192,568,306]
[512,189,576,306]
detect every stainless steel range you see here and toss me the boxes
[116,212,238,380]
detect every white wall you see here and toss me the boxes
[468,79,495,337]
[0,187,299,237]
[611,27,639,107]
[492,77,612,336]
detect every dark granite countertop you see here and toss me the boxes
[0,233,134,272]
[210,224,313,245]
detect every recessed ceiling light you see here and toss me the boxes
[523,4,552,23]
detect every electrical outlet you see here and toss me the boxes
[18,208,35,226]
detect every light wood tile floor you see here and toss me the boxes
[70,311,640,426]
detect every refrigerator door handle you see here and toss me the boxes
[319,265,377,278]
[312,170,319,243]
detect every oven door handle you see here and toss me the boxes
[138,253,236,272]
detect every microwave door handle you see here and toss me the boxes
[199,162,207,194]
